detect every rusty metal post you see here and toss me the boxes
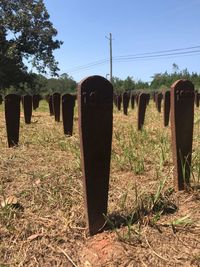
[117,94,122,111]
[153,91,156,102]
[171,80,194,190]
[155,92,162,112]
[163,91,170,127]
[33,94,41,110]
[122,91,130,115]
[62,94,76,136]
[195,91,200,108]
[131,92,135,109]
[135,93,139,106]
[52,92,61,122]
[113,93,118,107]
[146,93,150,105]
[48,95,54,116]
[137,93,148,130]
[78,75,113,236]
[5,94,21,147]
[23,95,32,124]
[0,95,3,105]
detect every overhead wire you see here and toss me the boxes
[63,45,200,74]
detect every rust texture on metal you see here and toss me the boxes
[113,93,117,107]
[153,92,156,102]
[131,92,135,109]
[155,92,163,112]
[163,91,170,127]
[78,75,113,236]
[195,91,200,108]
[23,95,32,124]
[137,93,148,130]
[117,94,122,111]
[48,95,54,116]
[171,80,194,190]
[33,94,41,110]
[0,95,3,105]
[146,93,150,105]
[62,94,76,136]
[52,92,61,122]
[135,93,139,106]
[5,94,21,147]
[122,92,130,115]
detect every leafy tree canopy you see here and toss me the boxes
[150,64,200,90]
[0,0,63,89]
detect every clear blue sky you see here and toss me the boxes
[44,0,200,83]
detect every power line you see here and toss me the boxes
[113,45,200,59]
[63,45,200,74]
[114,49,200,62]
[65,58,108,72]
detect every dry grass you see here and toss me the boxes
[0,99,200,266]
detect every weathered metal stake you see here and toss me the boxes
[5,94,21,147]
[23,95,32,124]
[117,94,122,111]
[113,93,118,108]
[52,92,61,122]
[135,93,139,106]
[171,80,194,190]
[137,93,148,130]
[163,91,170,127]
[78,75,113,236]
[195,91,200,108]
[131,92,135,109]
[62,94,76,136]
[0,95,3,105]
[122,92,130,115]
[48,95,54,116]
[155,92,162,112]
[33,94,41,110]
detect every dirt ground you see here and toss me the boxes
[0,100,200,266]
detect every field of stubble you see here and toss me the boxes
[0,99,200,267]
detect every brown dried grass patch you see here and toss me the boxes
[0,100,199,266]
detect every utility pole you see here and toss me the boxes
[106,33,113,83]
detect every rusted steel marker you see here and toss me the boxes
[137,93,148,130]
[163,91,170,127]
[195,91,200,108]
[131,92,135,109]
[78,75,113,236]
[135,93,139,106]
[62,94,76,136]
[117,94,122,111]
[153,91,156,102]
[33,94,41,110]
[171,80,194,190]
[122,92,130,115]
[23,95,32,124]
[155,92,162,112]
[48,95,54,116]
[5,94,21,147]
[52,92,61,122]
[113,93,118,107]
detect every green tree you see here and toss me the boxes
[123,76,135,91]
[135,79,149,90]
[46,73,77,95]
[112,76,124,93]
[150,64,200,90]
[0,26,29,90]
[0,0,63,90]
